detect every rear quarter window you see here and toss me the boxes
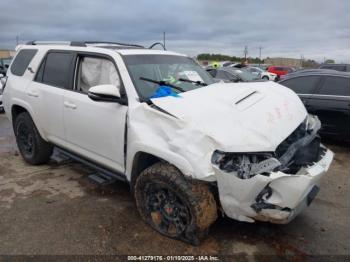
[10,49,38,76]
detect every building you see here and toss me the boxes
[264,57,302,68]
[0,49,15,59]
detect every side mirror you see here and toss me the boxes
[88,84,128,105]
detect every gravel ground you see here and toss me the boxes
[0,113,349,260]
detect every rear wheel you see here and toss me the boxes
[134,162,217,245]
[14,112,53,164]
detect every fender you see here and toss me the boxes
[126,141,194,181]
[9,97,48,142]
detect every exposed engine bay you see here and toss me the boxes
[212,115,325,179]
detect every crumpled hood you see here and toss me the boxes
[151,81,307,152]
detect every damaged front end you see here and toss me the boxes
[213,115,333,223]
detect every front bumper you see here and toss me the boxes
[0,94,3,111]
[214,147,333,223]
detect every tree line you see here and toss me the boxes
[197,53,263,63]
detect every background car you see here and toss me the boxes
[246,66,277,81]
[0,57,12,76]
[207,67,262,82]
[0,74,4,112]
[267,66,295,80]
[279,70,350,139]
[319,63,350,72]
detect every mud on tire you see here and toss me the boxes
[134,162,218,245]
[14,112,53,165]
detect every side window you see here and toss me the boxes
[318,76,350,96]
[207,69,217,77]
[10,49,38,76]
[76,56,120,94]
[40,52,74,89]
[216,70,230,80]
[281,76,320,94]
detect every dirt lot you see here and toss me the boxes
[0,113,349,259]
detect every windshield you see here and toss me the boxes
[123,55,215,98]
[229,68,259,81]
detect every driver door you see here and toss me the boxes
[63,53,127,173]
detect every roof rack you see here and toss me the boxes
[149,42,166,50]
[26,41,168,51]
[26,40,145,49]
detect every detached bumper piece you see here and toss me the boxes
[213,116,334,223]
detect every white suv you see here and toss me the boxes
[3,41,333,245]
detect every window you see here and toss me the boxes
[41,52,74,89]
[76,56,120,93]
[281,76,320,94]
[318,76,350,96]
[321,65,346,71]
[216,70,230,80]
[10,49,37,76]
[207,69,217,77]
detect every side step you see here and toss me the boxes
[54,147,127,185]
[88,172,116,185]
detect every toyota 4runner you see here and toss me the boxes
[2,41,333,245]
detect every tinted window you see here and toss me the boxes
[281,76,320,94]
[42,52,74,89]
[318,76,350,96]
[10,49,37,76]
[216,70,230,80]
[35,60,45,82]
[207,69,217,77]
[321,65,346,71]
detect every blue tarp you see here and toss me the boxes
[150,86,181,99]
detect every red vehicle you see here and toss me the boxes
[267,66,295,80]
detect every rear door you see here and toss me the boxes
[63,52,127,173]
[279,75,321,108]
[26,50,75,145]
[310,76,350,136]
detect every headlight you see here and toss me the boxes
[212,151,281,179]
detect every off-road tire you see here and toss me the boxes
[134,162,218,245]
[14,112,53,165]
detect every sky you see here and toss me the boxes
[1,0,350,62]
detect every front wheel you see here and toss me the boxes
[134,163,218,245]
[14,112,53,165]
[262,76,269,80]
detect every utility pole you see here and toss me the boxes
[300,54,304,68]
[259,46,263,66]
[16,35,19,46]
[163,31,166,50]
[244,45,248,60]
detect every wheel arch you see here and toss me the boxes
[128,147,194,191]
[11,103,47,141]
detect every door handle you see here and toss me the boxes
[64,101,77,109]
[26,91,39,97]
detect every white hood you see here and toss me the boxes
[151,81,307,152]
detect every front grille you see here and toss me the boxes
[275,121,307,158]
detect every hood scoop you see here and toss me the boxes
[234,90,265,111]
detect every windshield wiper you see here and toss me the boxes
[177,78,207,86]
[139,77,185,92]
